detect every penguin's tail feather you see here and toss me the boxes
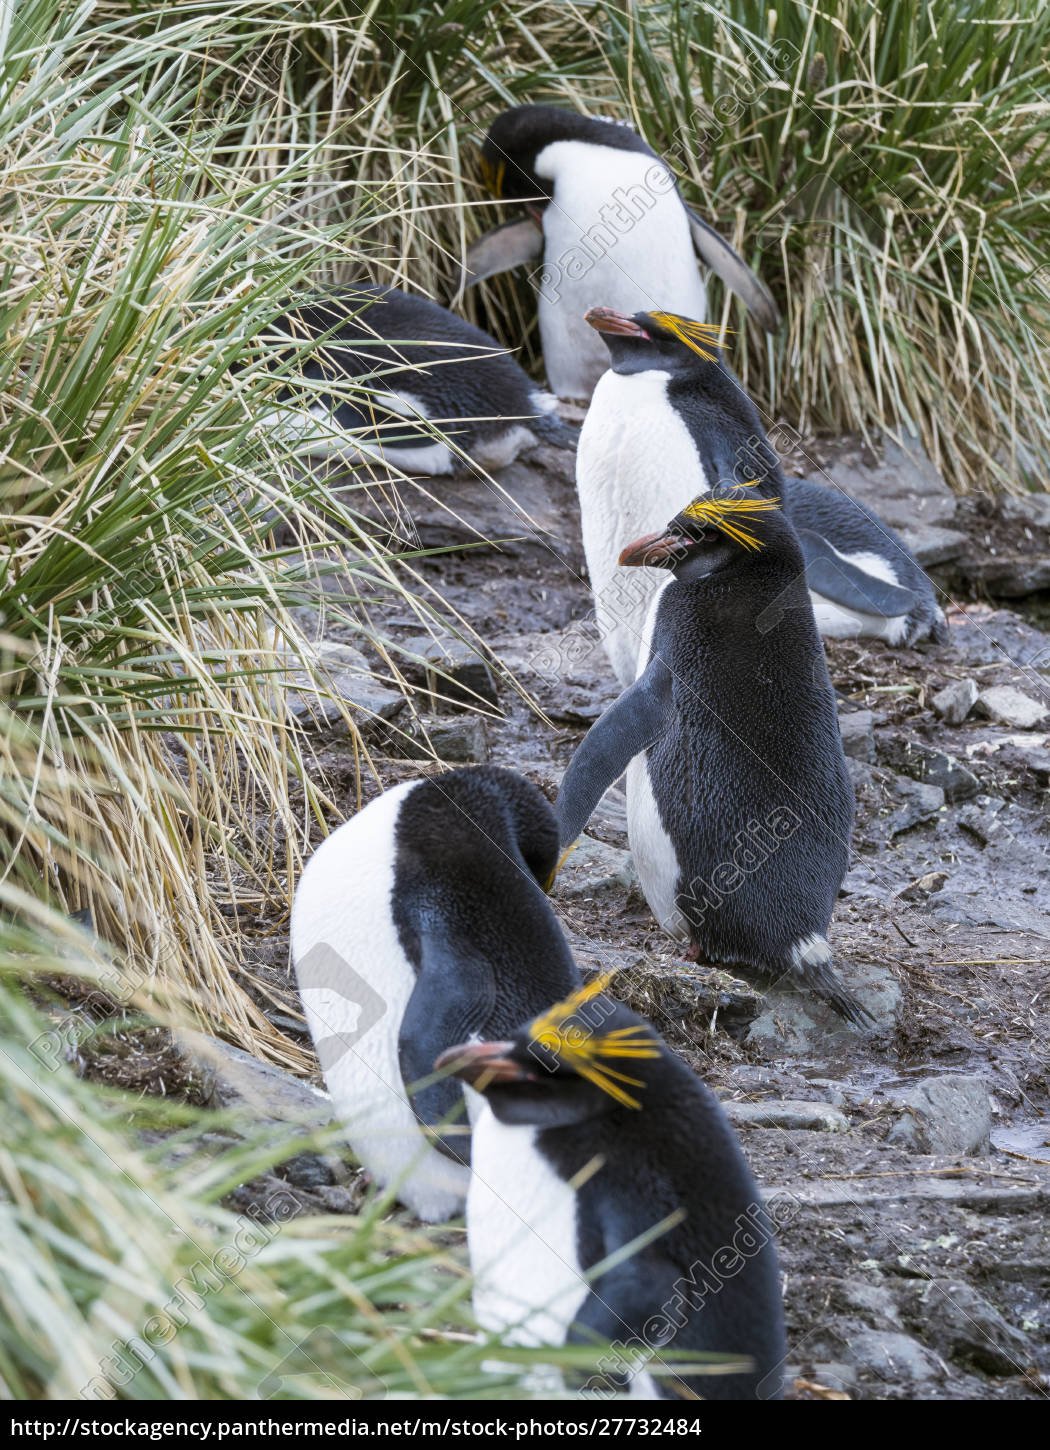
[790,935,876,1029]
[528,411,580,450]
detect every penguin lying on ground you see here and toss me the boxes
[437,976,787,1399]
[263,285,575,474]
[291,765,579,1222]
[463,105,777,400]
[579,306,948,686]
[555,490,872,1027]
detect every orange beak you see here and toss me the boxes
[618,531,686,567]
[434,1040,532,1089]
[585,306,650,338]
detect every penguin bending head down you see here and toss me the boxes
[578,305,948,687]
[464,105,777,400]
[555,489,872,1028]
[263,285,575,475]
[291,765,579,1222]
[437,977,787,1400]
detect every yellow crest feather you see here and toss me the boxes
[528,973,662,1110]
[480,155,505,197]
[681,490,781,551]
[648,311,730,361]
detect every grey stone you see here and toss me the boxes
[846,1329,942,1385]
[283,640,404,730]
[962,555,1050,597]
[426,716,488,763]
[832,1279,903,1328]
[177,1031,332,1128]
[909,1281,1031,1376]
[956,800,1006,847]
[420,635,499,711]
[932,678,978,725]
[839,709,875,761]
[897,870,950,902]
[748,957,900,1050]
[554,834,639,898]
[819,438,957,530]
[722,1099,849,1133]
[887,1075,992,1156]
[880,738,979,802]
[1001,490,1050,529]
[317,1184,359,1215]
[887,775,945,835]
[975,684,1048,730]
[897,525,969,567]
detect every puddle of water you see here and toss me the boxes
[991,1122,1050,1156]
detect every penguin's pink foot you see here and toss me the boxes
[681,941,702,963]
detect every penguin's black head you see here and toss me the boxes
[586,306,729,379]
[619,488,785,581]
[480,106,654,212]
[435,976,669,1129]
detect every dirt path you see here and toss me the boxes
[226,434,1049,1399]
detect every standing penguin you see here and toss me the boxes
[291,765,579,1222]
[578,306,948,685]
[437,977,787,1399]
[555,490,871,1026]
[264,285,575,474]
[463,105,777,399]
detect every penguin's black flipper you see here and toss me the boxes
[554,656,673,848]
[463,218,544,288]
[399,932,495,1164]
[685,209,779,333]
[797,528,919,619]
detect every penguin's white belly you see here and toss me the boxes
[291,780,470,1223]
[578,370,705,686]
[626,752,686,943]
[468,1112,587,1348]
[808,548,910,643]
[533,142,707,400]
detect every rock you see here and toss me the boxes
[839,710,875,761]
[887,1075,992,1156]
[887,775,944,835]
[956,798,1007,848]
[879,737,979,802]
[819,438,958,530]
[283,640,404,731]
[587,947,763,1040]
[281,1152,339,1191]
[975,685,1049,730]
[831,1278,903,1329]
[748,956,900,1049]
[426,716,488,762]
[317,1184,360,1215]
[420,635,499,711]
[554,834,639,898]
[1001,490,1050,529]
[392,714,488,762]
[897,870,950,902]
[897,524,969,567]
[908,1281,1031,1376]
[722,1099,849,1133]
[846,1329,943,1386]
[961,555,1050,597]
[177,1031,332,1128]
[931,678,978,725]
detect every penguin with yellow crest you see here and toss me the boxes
[438,975,787,1399]
[578,306,948,687]
[555,488,872,1027]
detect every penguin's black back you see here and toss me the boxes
[646,529,854,972]
[391,766,577,1038]
[271,286,544,444]
[486,105,657,169]
[538,1042,786,1399]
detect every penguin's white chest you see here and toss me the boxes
[467,1111,587,1347]
[625,592,686,942]
[808,548,912,643]
[291,781,470,1223]
[578,370,706,685]
[533,141,706,399]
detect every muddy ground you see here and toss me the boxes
[85,431,1050,1400]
